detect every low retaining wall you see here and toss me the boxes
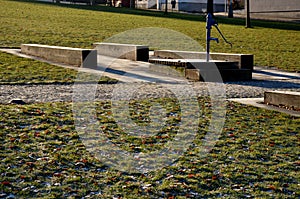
[93,42,149,62]
[154,50,254,70]
[21,44,97,68]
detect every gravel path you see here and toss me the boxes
[1,79,299,104]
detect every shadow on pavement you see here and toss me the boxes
[226,79,300,89]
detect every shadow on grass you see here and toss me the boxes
[253,70,300,80]
[226,79,300,89]
[13,0,300,31]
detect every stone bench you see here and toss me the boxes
[21,44,97,68]
[93,42,149,62]
[153,50,254,70]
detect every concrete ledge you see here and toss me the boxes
[21,44,97,68]
[154,50,254,70]
[264,91,300,109]
[93,42,149,62]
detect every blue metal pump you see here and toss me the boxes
[206,13,232,62]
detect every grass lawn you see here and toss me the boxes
[0,99,299,198]
[0,0,299,198]
[0,0,299,72]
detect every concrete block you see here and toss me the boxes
[218,69,252,82]
[264,91,300,109]
[185,68,252,82]
[154,50,254,70]
[21,44,97,68]
[93,42,149,62]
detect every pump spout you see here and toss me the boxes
[209,37,219,43]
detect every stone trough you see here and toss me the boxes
[153,50,254,70]
[149,50,254,82]
[149,57,253,82]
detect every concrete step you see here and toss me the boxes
[264,91,300,110]
[185,68,252,82]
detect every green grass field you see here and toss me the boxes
[0,0,300,72]
[0,100,299,198]
[0,0,299,198]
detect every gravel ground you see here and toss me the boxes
[1,79,299,104]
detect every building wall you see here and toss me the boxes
[250,0,300,13]
[160,0,226,13]
[178,2,224,13]
[249,0,300,19]
[136,0,156,9]
[136,0,148,9]
[158,0,300,18]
